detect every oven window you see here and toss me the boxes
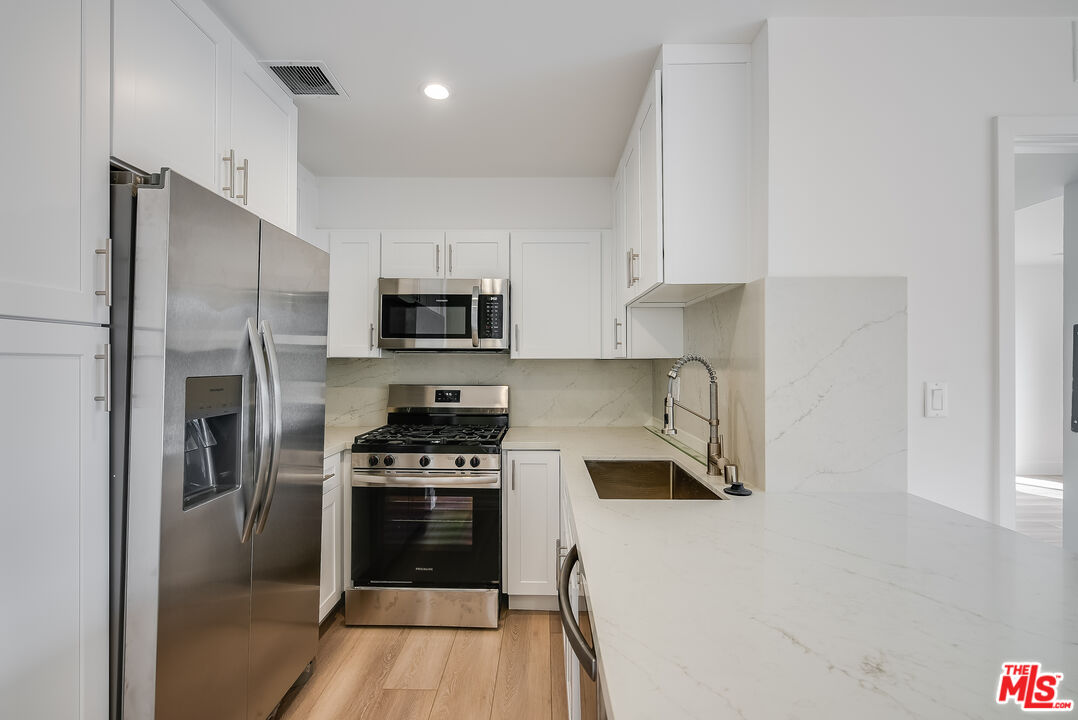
[352,486,500,589]
[385,494,474,547]
[381,294,472,338]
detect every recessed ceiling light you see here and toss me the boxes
[423,83,450,100]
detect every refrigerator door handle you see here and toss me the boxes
[255,319,284,534]
[242,317,273,543]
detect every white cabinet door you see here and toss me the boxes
[328,231,381,357]
[504,451,561,597]
[230,39,298,233]
[319,455,342,622]
[113,0,231,194]
[381,230,445,278]
[510,231,602,359]
[0,319,108,720]
[622,143,642,304]
[446,230,510,278]
[636,70,664,296]
[602,174,627,361]
[662,61,749,285]
[0,0,109,325]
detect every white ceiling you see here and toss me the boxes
[205,0,1078,177]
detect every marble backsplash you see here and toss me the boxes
[327,354,654,427]
[652,277,907,493]
[764,277,907,492]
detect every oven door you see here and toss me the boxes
[351,476,501,589]
[378,277,507,350]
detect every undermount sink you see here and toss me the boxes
[584,459,722,500]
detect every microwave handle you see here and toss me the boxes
[471,286,480,348]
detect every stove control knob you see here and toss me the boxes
[383,455,395,467]
[419,456,431,468]
[455,456,466,468]
[470,456,481,468]
[368,455,379,467]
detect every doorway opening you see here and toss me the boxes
[997,117,1078,550]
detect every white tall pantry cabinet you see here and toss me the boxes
[0,3,111,719]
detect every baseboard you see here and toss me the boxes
[508,594,558,611]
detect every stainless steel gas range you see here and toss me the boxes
[346,384,508,629]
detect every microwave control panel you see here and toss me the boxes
[479,295,504,339]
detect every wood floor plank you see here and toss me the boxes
[429,627,504,720]
[366,689,437,720]
[550,628,569,720]
[278,618,366,720]
[491,612,552,720]
[384,628,457,690]
[549,612,562,635]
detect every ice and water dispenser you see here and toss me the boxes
[183,376,242,510]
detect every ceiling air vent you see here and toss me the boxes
[262,62,346,97]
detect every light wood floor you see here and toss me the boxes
[1016,476,1063,548]
[278,607,570,720]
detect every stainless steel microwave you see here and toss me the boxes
[378,278,509,351]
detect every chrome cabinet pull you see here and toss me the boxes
[558,544,597,680]
[448,243,454,274]
[93,343,111,412]
[511,459,516,491]
[222,149,235,198]
[322,472,336,481]
[242,317,272,544]
[435,244,440,274]
[369,323,375,351]
[236,158,249,205]
[514,324,520,352]
[255,320,284,534]
[628,249,640,286]
[614,318,623,348]
[95,237,112,307]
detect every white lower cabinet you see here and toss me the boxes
[0,319,109,720]
[504,450,561,599]
[319,452,344,622]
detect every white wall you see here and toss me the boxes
[317,176,612,229]
[764,17,1078,520]
[296,163,327,250]
[1015,264,1065,476]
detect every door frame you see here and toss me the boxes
[995,115,1078,530]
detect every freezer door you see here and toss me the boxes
[248,221,328,720]
[122,171,262,720]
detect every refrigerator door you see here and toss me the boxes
[248,221,328,720]
[121,171,262,720]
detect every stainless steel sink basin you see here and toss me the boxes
[584,459,722,500]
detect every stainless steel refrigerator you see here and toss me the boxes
[108,167,328,720]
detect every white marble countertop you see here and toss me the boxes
[503,426,1078,719]
[323,425,373,457]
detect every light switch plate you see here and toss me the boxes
[924,382,947,418]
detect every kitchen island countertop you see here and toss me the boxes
[503,426,1078,719]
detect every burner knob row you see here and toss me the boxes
[455,456,466,468]
[419,456,431,467]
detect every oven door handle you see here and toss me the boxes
[471,285,480,348]
[353,473,500,487]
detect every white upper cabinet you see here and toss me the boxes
[446,230,510,278]
[0,0,110,325]
[113,0,298,232]
[380,230,446,279]
[328,231,381,358]
[622,45,751,305]
[230,39,298,233]
[600,228,626,359]
[636,70,663,296]
[113,0,231,191]
[510,231,601,359]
